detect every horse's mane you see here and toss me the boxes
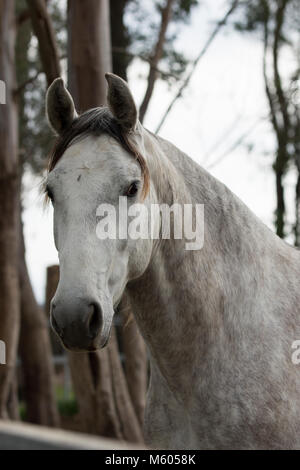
[47,107,149,198]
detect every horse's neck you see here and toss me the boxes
[127,132,298,400]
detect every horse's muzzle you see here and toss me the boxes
[50,298,104,351]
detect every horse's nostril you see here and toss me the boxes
[87,303,102,339]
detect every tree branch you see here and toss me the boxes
[139,0,175,123]
[15,54,66,96]
[15,69,43,96]
[271,0,289,238]
[155,0,240,133]
[273,0,290,139]
[206,117,264,170]
[112,46,181,80]
[26,0,61,86]
[262,1,280,139]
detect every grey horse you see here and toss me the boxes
[45,74,300,449]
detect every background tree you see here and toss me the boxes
[234,0,300,243]
[110,0,200,121]
[16,0,59,426]
[0,0,20,419]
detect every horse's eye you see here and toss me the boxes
[126,182,139,198]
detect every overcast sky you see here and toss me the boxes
[22,0,297,304]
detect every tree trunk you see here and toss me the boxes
[68,0,112,109]
[262,1,290,239]
[110,0,131,81]
[19,221,59,427]
[272,1,289,239]
[15,0,60,427]
[120,296,148,427]
[293,106,300,246]
[108,327,144,441]
[72,348,123,437]
[296,173,300,247]
[275,165,285,239]
[0,0,21,419]
[7,373,19,420]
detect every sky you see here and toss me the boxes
[22,0,297,304]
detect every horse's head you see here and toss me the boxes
[45,74,156,351]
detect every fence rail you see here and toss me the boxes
[0,421,145,450]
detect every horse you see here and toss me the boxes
[45,74,300,449]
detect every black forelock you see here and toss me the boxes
[48,107,132,171]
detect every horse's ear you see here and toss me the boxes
[46,78,78,135]
[105,73,138,132]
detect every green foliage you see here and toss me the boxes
[159,0,199,21]
[57,397,78,417]
[55,385,78,417]
[19,401,26,421]
[175,0,199,17]
[234,0,300,39]
[19,386,78,420]
[234,0,269,33]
